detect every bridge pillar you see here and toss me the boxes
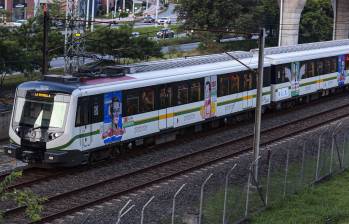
[278,0,307,46]
[333,0,349,40]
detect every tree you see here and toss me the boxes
[0,171,46,222]
[13,14,64,75]
[299,0,333,43]
[86,25,162,62]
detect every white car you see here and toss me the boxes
[157,17,171,25]
[13,19,27,27]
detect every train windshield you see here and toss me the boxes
[13,95,69,130]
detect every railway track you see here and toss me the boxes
[3,102,349,223]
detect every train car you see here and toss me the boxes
[267,40,349,104]
[5,39,349,167]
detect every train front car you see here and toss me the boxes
[5,77,79,167]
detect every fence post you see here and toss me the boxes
[222,164,237,224]
[244,170,252,218]
[140,196,155,224]
[116,200,135,224]
[198,173,213,224]
[342,135,347,170]
[172,184,186,224]
[316,131,326,182]
[265,149,272,206]
[283,148,290,198]
[330,121,343,174]
[299,141,306,187]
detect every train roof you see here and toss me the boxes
[18,39,349,95]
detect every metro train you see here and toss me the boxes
[5,39,349,167]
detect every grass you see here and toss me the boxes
[251,170,349,224]
[201,145,348,224]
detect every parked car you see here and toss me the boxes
[143,15,155,23]
[156,28,175,39]
[13,19,27,27]
[156,17,171,25]
[131,32,140,38]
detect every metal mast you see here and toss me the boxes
[64,0,85,74]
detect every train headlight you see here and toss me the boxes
[49,132,63,141]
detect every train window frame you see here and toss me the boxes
[274,64,290,84]
[218,75,230,97]
[159,85,173,109]
[316,59,324,76]
[91,94,104,124]
[124,90,140,116]
[140,88,155,113]
[177,82,189,106]
[230,73,241,94]
[263,67,271,87]
[323,58,331,75]
[345,55,349,71]
[189,79,204,103]
[75,96,90,127]
[241,70,256,91]
[331,57,338,73]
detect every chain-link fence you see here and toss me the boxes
[84,118,349,224]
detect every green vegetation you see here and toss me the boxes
[86,24,162,62]
[0,171,46,222]
[252,170,349,224]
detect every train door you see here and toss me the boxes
[76,97,92,149]
[159,85,174,130]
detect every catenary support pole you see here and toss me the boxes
[42,2,49,76]
[253,28,266,183]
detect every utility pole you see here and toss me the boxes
[107,0,109,16]
[253,28,266,182]
[86,0,90,29]
[91,0,95,31]
[42,2,49,76]
[155,0,159,26]
[278,0,283,46]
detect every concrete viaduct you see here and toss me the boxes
[279,0,349,46]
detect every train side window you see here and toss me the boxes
[219,76,230,97]
[317,59,324,75]
[331,57,338,73]
[345,54,349,70]
[243,72,254,91]
[91,94,103,123]
[263,67,271,87]
[306,61,315,78]
[230,74,240,94]
[275,65,287,84]
[324,58,331,74]
[75,97,90,127]
[177,83,189,105]
[190,81,202,102]
[159,86,173,109]
[126,92,139,116]
[140,88,155,113]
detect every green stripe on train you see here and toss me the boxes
[217,91,271,107]
[51,129,100,150]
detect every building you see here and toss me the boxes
[0,0,36,21]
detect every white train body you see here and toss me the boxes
[6,40,349,166]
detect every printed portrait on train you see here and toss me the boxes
[102,91,125,144]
